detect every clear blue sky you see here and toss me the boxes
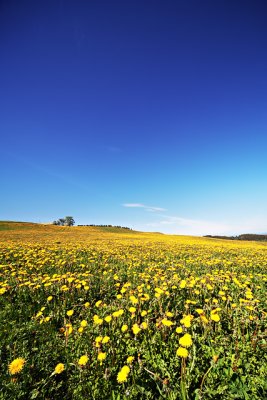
[1,0,267,235]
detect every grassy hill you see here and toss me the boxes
[0,221,266,399]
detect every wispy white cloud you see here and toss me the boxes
[145,215,231,236]
[123,203,267,235]
[122,203,167,212]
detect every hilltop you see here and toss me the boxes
[1,221,267,249]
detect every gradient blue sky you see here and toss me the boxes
[1,0,267,235]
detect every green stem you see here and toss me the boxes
[199,365,213,397]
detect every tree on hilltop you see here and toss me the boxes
[53,216,75,226]
[64,216,75,226]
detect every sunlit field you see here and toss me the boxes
[0,222,266,400]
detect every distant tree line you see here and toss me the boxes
[77,224,132,230]
[53,216,75,226]
[204,234,267,242]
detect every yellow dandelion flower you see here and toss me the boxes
[65,324,73,335]
[113,309,124,318]
[132,324,141,335]
[54,363,65,374]
[117,365,130,383]
[93,315,103,325]
[95,336,103,347]
[179,333,192,348]
[121,324,128,333]
[166,311,174,317]
[210,314,220,322]
[179,280,186,289]
[127,356,134,364]
[78,355,88,366]
[176,347,188,358]
[176,326,183,334]
[200,315,209,324]
[8,358,26,375]
[47,296,53,302]
[141,321,148,329]
[66,310,74,317]
[129,307,136,313]
[130,295,138,304]
[80,320,87,327]
[162,318,174,327]
[105,315,112,323]
[97,352,106,363]
[180,315,193,328]
[102,336,110,344]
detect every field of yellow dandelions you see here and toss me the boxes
[0,222,266,399]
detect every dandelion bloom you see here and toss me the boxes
[105,315,112,323]
[93,315,103,325]
[162,318,174,327]
[95,336,103,347]
[102,336,110,344]
[166,311,174,317]
[176,326,183,334]
[127,356,134,364]
[8,358,26,375]
[210,314,220,322]
[65,324,73,335]
[141,322,148,329]
[80,320,87,327]
[47,296,53,302]
[179,280,186,289]
[97,352,106,364]
[180,315,193,328]
[200,315,209,324]
[113,310,124,318]
[129,295,138,305]
[132,324,141,335]
[121,324,128,333]
[54,363,65,374]
[179,333,192,348]
[176,347,188,358]
[67,310,74,317]
[78,355,88,366]
[117,365,130,383]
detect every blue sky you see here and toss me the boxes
[1,0,267,235]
